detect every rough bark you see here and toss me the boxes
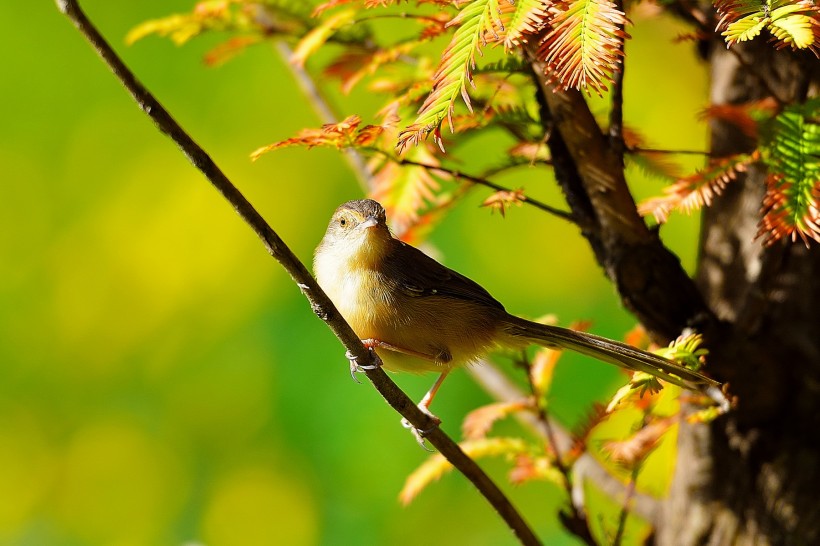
[656,42,820,545]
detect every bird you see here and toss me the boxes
[314,199,722,423]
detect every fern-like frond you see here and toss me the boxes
[758,99,820,245]
[716,0,820,55]
[768,1,820,53]
[638,153,757,223]
[502,0,550,49]
[250,115,386,159]
[537,0,628,95]
[397,0,509,150]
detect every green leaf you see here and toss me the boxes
[716,0,820,54]
[397,0,508,150]
[758,98,820,245]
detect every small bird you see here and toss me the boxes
[314,199,720,420]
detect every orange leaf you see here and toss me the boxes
[509,454,564,485]
[482,188,526,217]
[538,0,629,95]
[602,417,674,469]
[700,98,779,139]
[462,399,533,440]
[637,152,757,223]
[251,115,374,160]
[204,35,263,66]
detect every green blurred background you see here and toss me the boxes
[0,2,708,544]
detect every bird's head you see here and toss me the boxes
[318,199,393,266]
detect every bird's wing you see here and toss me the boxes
[382,240,505,311]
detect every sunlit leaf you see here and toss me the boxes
[204,35,264,66]
[325,42,420,94]
[509,141,551,163]
[481,188,526,217]
[400,437,528,505]
[758,98,820,245]
[537,0,629,95]
[502,0,550,50]
[699,98,779,139]
[622,126,685,181]
[638,153,757,223]
[398,0,510,150]
[250,115,387,159]
[462,399,533,440]
[126,1,244,46]
[291,9,357,67]
[716,0,820,55]
[509,454,564,485]
[566,404,608,462]
[654,332,709,370]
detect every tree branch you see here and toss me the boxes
[56,1,540,544]
[526,47,718,345]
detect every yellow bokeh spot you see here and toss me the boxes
[55,420,186,544]
[202,465,318,546]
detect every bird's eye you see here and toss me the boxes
[339,218,347,227]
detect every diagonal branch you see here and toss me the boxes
[55,1,541,544]
[526,44,718,345]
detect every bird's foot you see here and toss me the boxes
[345,346,382,383]
[401,404,441,450]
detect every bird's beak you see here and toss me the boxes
[359,216,378,229]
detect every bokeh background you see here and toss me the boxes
[1,2,708,544]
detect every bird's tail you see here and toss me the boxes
[500,314,722,396]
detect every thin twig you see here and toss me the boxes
[612,465,640,546]
[630,146,711,157]
[608,0,626,167]
[395,157,575,223]
[56,2,540,544]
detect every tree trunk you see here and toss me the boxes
[657,42,820,545]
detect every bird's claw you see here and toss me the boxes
[345,347,382,383]
[401,408,441,450]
